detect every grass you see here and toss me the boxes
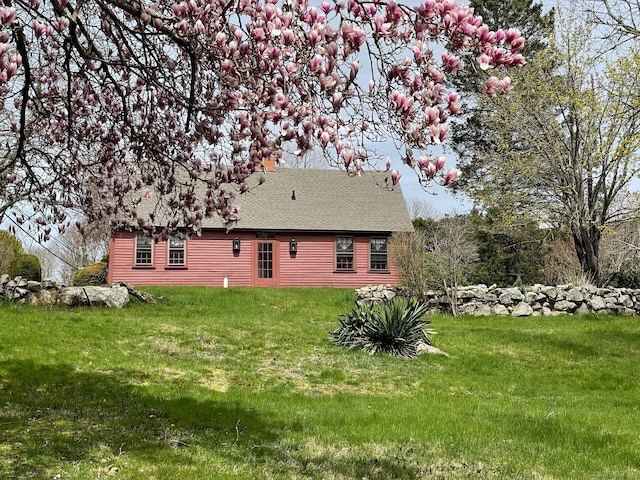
[1,286,639,479]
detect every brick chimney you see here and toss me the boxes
[262,157,277,172]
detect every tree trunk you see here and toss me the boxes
[572,223,601,285]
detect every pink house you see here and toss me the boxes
[108,168,413,287]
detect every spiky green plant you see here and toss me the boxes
[331,297,432,358]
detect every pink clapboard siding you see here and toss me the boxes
[108,230,400,287]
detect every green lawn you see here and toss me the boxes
[1,287,639,479]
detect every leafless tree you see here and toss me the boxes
[26,218,111,284]
[406,198,439,220]
[427,215,479,315]
[389,230,432,296]
[586,0,640,46]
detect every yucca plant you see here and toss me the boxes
[330,297,433,359]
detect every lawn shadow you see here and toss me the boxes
[0,360,283,478]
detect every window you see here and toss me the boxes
[135,232,152,265]
[336,236,354,271]
[369,237,388,272]
[257,242,273,278]
[168,235,185,266]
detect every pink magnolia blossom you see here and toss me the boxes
[444,168,461,184]
[441,52,460,73]
[426,161,437,178]
[416,155,430,170]
[56,17,70,32]
[478,53,492,70]
[0,7,16,25]
[32,20,50,37]
[391,169,401,185]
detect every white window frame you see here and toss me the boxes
[168,235,186,266]
[135,232,153,266]
[335,235,355,271]
[369,236,389,272]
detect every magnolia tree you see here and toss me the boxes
[0,0,524,238]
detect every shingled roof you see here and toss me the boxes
[187,168,413,233]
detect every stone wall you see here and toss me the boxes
[356,284,640,316]
[0,274,129,308]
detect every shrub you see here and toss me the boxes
[0,230,23,275]
[388,231,437,296]
[73,262,108,286]
[8,254,42,281]
[330,297,432,359]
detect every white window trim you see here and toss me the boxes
[335,235,355,272]
[369,236,389,272]
[135,232,153,266]
[167,235,186,267]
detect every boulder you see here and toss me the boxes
[498,288,524,305]
[113,281,157,304]
[416,342,449,356]
[566,288,585,302]
[524,292,540,304]
[512,301,534,317]
[26,281,42,292]
[459,302,493,316]
[575,303,591,315]
[493,304,510,316]
[589,296,606,311]
[60,286,129,308]
[619,294,633,308]
[30,288,59,307]
[554,300,577,312]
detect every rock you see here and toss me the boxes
[113,281,157,304]
[542,286,560,300]
[575,303,591,315]
[493,304,510,316]
[589,296,606,311]
[355,285,395,306]
[30,288,59,307]
[459,302,493,316]
[619,294,633,308]
[13,287,29,299]
[566,288,585,302]
[512,301,534,317]
[457,289,480,300]
[498,288,524,305]
[416,342,449,357]
[0,274,9,285]
[60,286,129,308]
[524,292,539,304]
[596,287,613,297]
[26,281,42,292]
[554,300,577,312]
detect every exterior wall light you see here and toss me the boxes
[289,239,297,254]
[232,237,241,253]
